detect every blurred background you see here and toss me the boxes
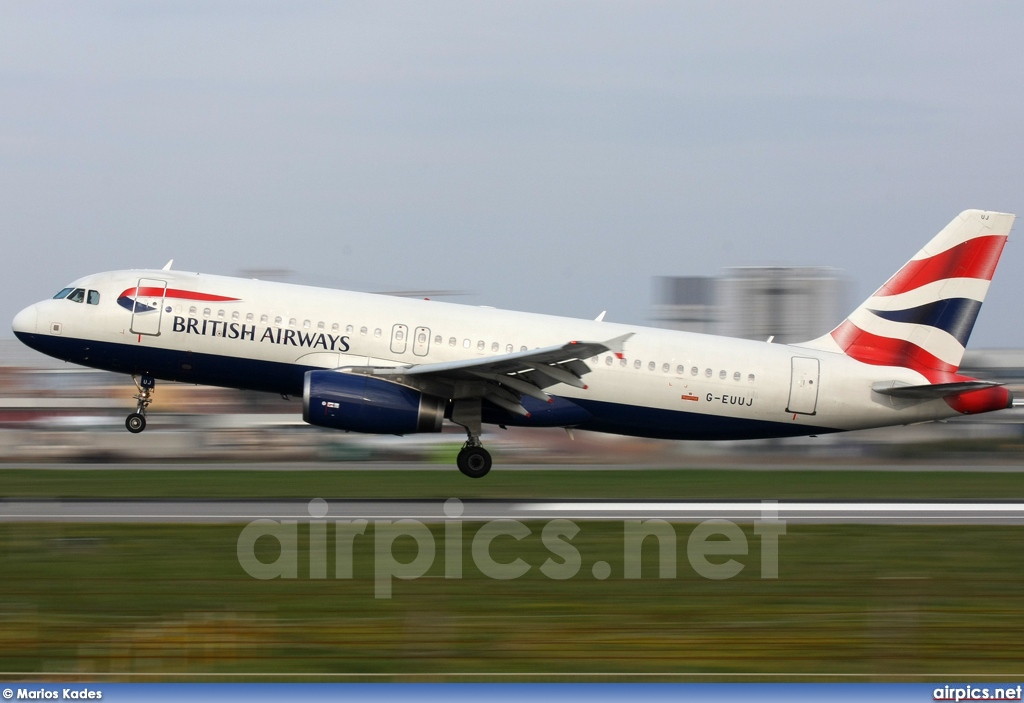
[4,3,1024,681]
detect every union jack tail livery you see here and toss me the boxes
[804,210,1014,379]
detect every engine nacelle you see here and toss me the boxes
[302,370,445,435]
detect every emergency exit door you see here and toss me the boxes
[390,324,409,354]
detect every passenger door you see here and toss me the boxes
[129,278,167,336]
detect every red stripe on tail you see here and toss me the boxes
[832,322,1011,413]
[875,235,1007,297]
[830,320,957,381]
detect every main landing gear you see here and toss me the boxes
[126,375,155,434]
[457,439,492,479]
[452,397,492,478]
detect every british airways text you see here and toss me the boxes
[171,316,351,351]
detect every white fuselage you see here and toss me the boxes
[12,269,961,440]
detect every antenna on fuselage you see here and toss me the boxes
[162,259,174,271]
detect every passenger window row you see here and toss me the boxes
[594,355,755,383]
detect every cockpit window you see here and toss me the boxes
[53,288,73,300]
[87,290,100,305]
[67,288,86,303]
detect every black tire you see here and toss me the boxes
[457,446,492,478]
[126,413,147,434]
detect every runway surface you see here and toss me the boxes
[3,499,1024,524]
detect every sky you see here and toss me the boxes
[2,1,1024,346]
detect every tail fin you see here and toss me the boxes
[800,209,1015,379]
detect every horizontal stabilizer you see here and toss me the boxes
[871,380,1003,399]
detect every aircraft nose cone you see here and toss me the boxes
[12,305,37,336]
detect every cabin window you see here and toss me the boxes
[191,306,198,315]
[705,368,712,378]
[676,365,684,374]
[605,356,613,366]
[719,370,727,380]
[52,288,73,300]
[520,346,527,352]
[67,289,85,303]
[288,318,297,327]
[260,314,268,324]
[435,335,443,345]
[477,340,485,351]
[691,367,698,376]
[634,359,642,369]
[733,371,741,381]
[449,337,457,347]
[204,308,212,318]
[317,321,324,330]
[86,290,100,305]
[374,328,382,338]
[343,324,350,333]
[648,361,655,371]
[491,342,500,352]
[218,309,226,318]
[274,316,282,325]
[506,344,513,353]
[360,326,367,336]
[246,313,254,322]
[303,320,311,329]
[620,358,627,367]
[232,311,240,321]
[748,374,755,383]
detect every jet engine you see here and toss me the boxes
[302,370,445,435]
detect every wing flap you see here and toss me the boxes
[361,333,634,418]
[371,333,632,387]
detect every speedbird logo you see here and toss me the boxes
[117,287,241,314]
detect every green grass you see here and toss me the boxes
[1,522,1023,680]
[2,467,1024,500]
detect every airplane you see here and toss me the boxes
[11,209,1016,477]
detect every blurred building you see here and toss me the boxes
[653,267,845,344]
[651,276,717,334]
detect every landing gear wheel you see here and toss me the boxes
[127,375,155,434]
[457,446,492,478]
[126,412,147,434]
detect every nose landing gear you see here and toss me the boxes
[126,375,155,434]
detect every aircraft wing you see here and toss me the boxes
[349,333,634,417]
